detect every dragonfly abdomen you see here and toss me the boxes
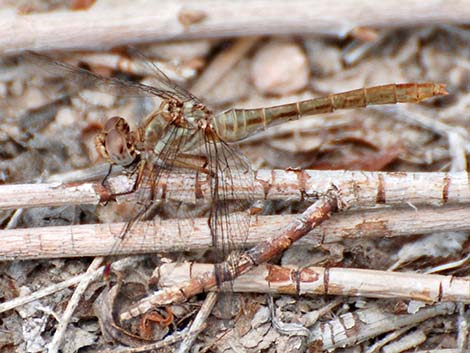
[214,82,446,143]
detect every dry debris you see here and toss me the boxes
[0,3,469,352]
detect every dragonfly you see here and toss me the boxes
[23,51,447,326]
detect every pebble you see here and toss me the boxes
[304,40,343,76]
[251,40,309,95]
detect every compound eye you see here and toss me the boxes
[105,129,124,154]
[97,116,136,166]
[105,129,134,166]
[103,116,124,132]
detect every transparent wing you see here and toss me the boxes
[119,129,254,263]
[112,125,255,280]
[20,51,196,103]
[200,130,255,284]
[106,122,192,257]
[125,47,201,104]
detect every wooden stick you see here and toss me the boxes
[1,205,470,261]
[176,292,217,353]
[0,169,468,211]
[2,1,470,54]
[0,181,104,210]
[119,193,338,321]
[314,303,455,350]
[48,257,104,353]
[157,262,470,304]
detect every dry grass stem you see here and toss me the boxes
[1,169,469,211]
[0,257,139,316]
[1,205,469,261]
[316,303,455,350]
[2,1,470,53]
[48,257,104,353]
[190,36,260,97]
[99,328,193,353]
[158,262,470,303]
[176,292,217,353]
[119,194,337,321]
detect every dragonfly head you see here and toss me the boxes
[95,116,139,167]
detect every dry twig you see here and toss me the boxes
[313,302,455,350]
[2,1,470,53]
[157,262,470,303]
[48,257,104,353]
[119,192,338,321]
[1,205,470,260]
[190,36,260,97]
[0,257,139,315]
[176,292,218,353]
[1,169,468,211]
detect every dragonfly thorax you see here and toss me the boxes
[157,99,213,130]
[141,99,217,156]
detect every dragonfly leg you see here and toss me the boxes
[101,164,114,187]
[107,157,147,198]
[170,153,212,175]
[99,164,115,206]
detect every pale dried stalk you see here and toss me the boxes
[48,257,104,353]
[2,1,470,53]
[78,52,198,83]
[120,194,337,321]
[457,303,469,351]
[176,292,218,353]
[312,303,455,350]
[1,205,470,261]
[382,330,427,353]
[374,106,469,139]
[365,325,415,353]
[0,181,103,210]
[0,272,88,315]
[158,262,470,303]
[0,169,467,211]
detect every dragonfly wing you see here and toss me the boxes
[19,51,194,102]
[200,130,255,284]
[106,122,192,256]
[125,46,201,104]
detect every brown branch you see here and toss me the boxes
[2,1,470,53]
[2,205,469,261]
[119,192,338,321]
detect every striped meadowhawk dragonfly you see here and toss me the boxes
[23,51,447,332]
